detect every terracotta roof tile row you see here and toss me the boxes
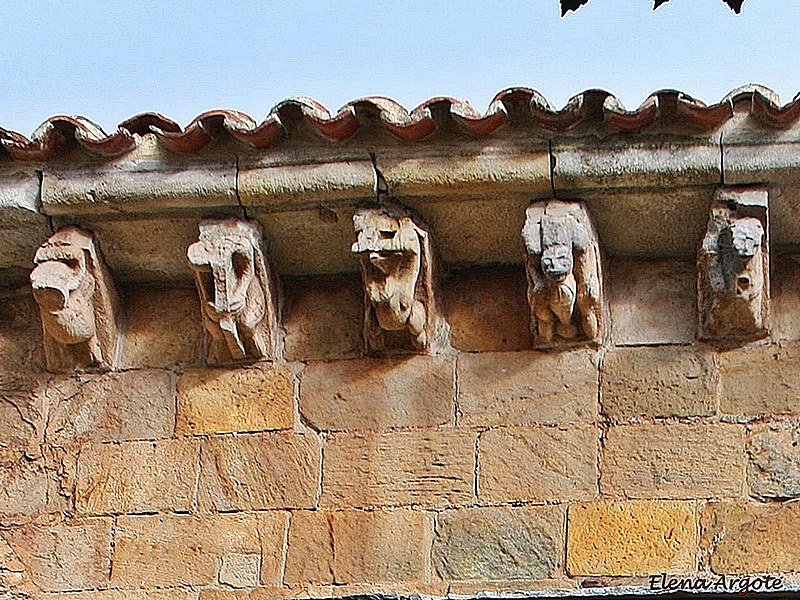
[1,86,799,162]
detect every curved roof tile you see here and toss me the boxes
[1,86,800,161]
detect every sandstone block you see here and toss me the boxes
[177,366,294,435]
[441,265,530,353]
[111,512,287,587]
[602,423,744,499]
[284,510,334,585]
[53,591,198,600]
[199,432,320,511]
[433,506,563,580]
[608,259,696,345]
[0,455,50,518]
[120,286,203,369]
[322,430,475,508]
[567,501,696,576]
[0,293,45,393]
[457,350,597,427]
[47,370,176,444]
[283,274,363,361]
[75,439,199,515]
[2,517,112,592]
[478,426,597,503]
[300,356,455,431]
[219,554,261,588]
[701,501,800,573]
[720,343,800,416]
[332,509,432,584]
[601,346,717,418]
[772,255,800,341]
[746,424,800,499]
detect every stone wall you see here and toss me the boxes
[2,258,800,598]
[3,88,800,598]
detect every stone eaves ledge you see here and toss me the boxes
[3,88,800,288]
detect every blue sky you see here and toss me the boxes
[1,0,798,135]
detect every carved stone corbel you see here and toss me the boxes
[29,227,120,372]
[698,188,769,342]
[187,218,282,364]
[352,203,449,355]
[522,200,604,348]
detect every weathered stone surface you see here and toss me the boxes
[0,169,50,270]
[187,218,282,364]
[441,265,530,353]
[352,204,449,355]
[720,343,800,416]
[478,426,597,503]
[601,346,717,418]
[283,274,363,361]
[332,509,432,584]
[300,356,455,430]
[30,227,121,372]
[177,366,294,435]
[322,430,475,508]
[119,285,202,368]
[53,591,198,600]
[567,501,696,576]
[698,189,769,342]
[2,517,112,592]
[457,350,597,427]
[0,292,45,392]
[285,510,334,585]
[746,424,800,499]
[111,512,287,587]
[42,147,237,215]
[47,370,176,444]
[608,259,696,344]
[701,501,800,573]
[602,423,744,498]
[239,160,375,208]
[772,254,800,341]
[198,432,320,511]
[67,215,200,283]
[219,554,261,588]
[433,506,563,580]
[75,439,198,515]
[523,200,604,348]
[0,455,50,518]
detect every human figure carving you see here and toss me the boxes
[30,227,120,372]
[187,218,281,364]
[522,200,603,347]
[699,192,769,341]
[352,204,448,354]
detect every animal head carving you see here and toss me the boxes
[352,205,449,354]
[187,219,280,364]
[30,227,119,372]
[699,191,769,341]
[523,201,603,347]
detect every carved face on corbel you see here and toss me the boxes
[522,201,603,347]
[352,206,448,354]
[699,193,768,341]
[187,219,280,364]
[29,227,119,372]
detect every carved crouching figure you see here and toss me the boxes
[352,205,449,355]
[187,219,281,364]
[30,227,120,372]
[522,201,603,347]
[699,196,769,341]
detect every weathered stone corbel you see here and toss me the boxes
[187,218,282,364]
[352,203,449,355]
[29,227,120,372]
[698,188,769,342]
[522,200,604,348]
